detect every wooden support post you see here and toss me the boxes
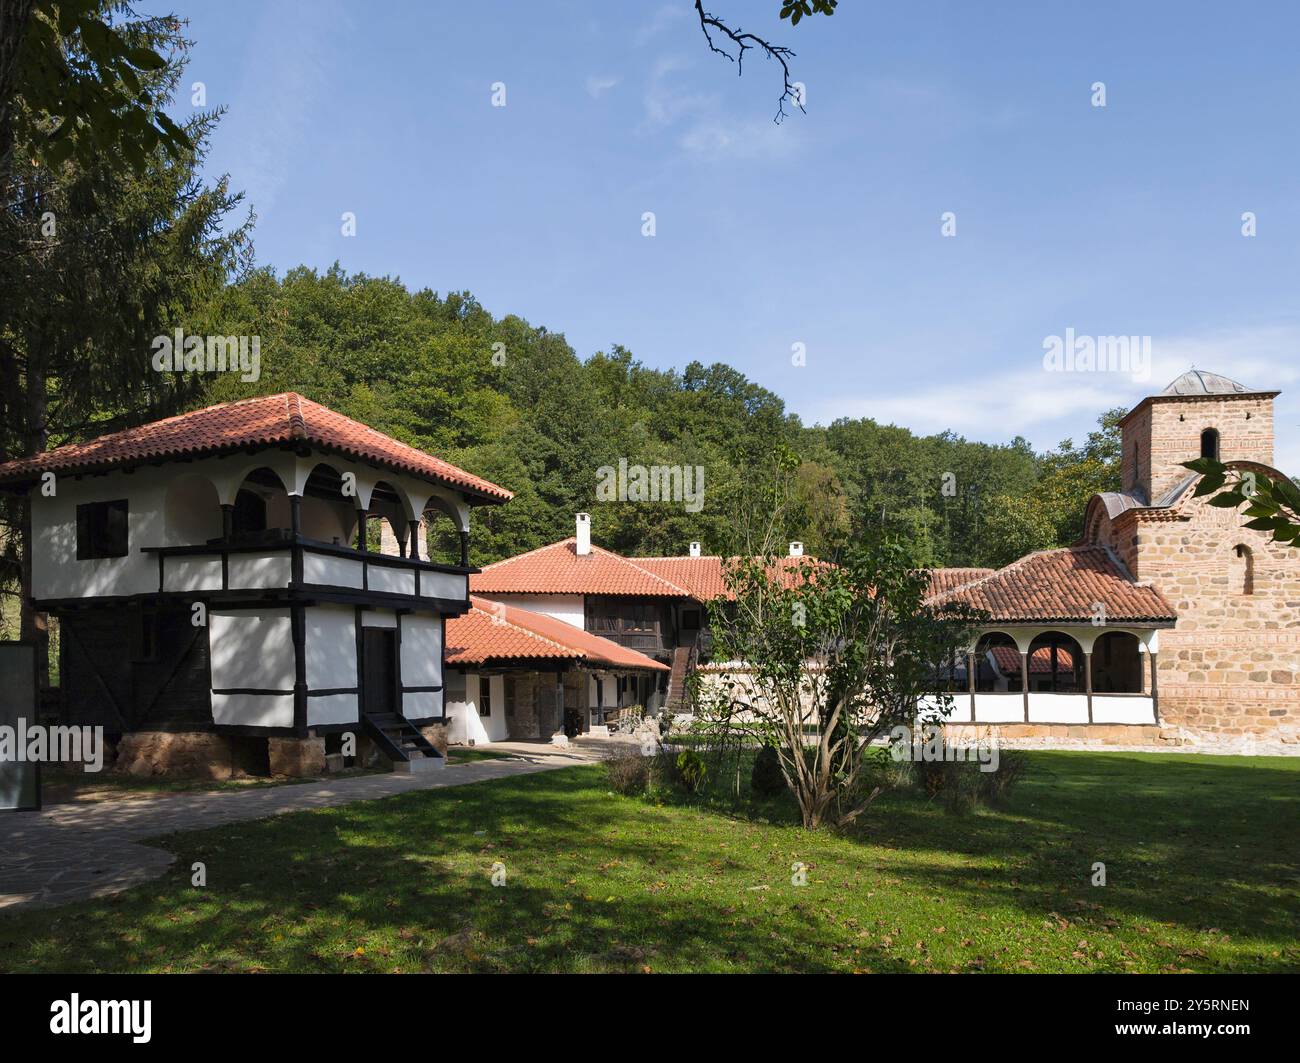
[1150,651,1160,724]
[1084,650,1094,724]
[1021,650,1030,722]
[459,529,470,569]
[966,651,976,722]
[221,503,234,541]
[356,511,368,552]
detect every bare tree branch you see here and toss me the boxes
[693,0,806,123]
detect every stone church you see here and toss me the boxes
[930,369,1298,748]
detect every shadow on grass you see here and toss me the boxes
[1,753,1295,973]
[660,748,1300,947]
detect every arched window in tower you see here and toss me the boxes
[1230,544,1255,595]
[1200,427,1220,461]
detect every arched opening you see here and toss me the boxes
[300,463,357,546]
[1026,631,1084,693]
[974,632,1022,692]
[1230,543,1255,595]
[1200,427,1220,461]
[366,480,411,557]
[421,495,464,566]
[164,473,221,545]
[925,649,967,693]
[231,467,291,544]
[1091,631,1143,693]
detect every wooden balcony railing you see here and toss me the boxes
[141,536,471,606]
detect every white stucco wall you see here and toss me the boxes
[209,608,294,727]
[306,604,358,726]
[400,614,444,720]
[489,593,585,629]
[444,670,506,743]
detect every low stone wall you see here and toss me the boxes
[943,723,1164,746]
[268,736,327,777]
[115,732,238,780]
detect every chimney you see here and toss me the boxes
[575,513,591,556]
[788,541,804,558]
[689,541,701,558]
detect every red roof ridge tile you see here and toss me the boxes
[477,537,578,572]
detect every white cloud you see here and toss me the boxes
[642,56,714,128]
[636,5,687,46]
[640,54,802,161]
[679,117,803,161]
[804,324,1300,472]
[221,0,345,219]
[585,74,621,99]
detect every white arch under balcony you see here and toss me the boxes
[964,625,1159,655]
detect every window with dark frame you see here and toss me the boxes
[478,676,492,716]
[76,499,129,560]
[133,609,160,662]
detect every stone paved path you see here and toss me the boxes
[0,745,598,912]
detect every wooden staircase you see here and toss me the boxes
[363,712,445,773]
[665,644,696,714]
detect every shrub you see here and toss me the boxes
[751,744,786,797]
[676,749,708,794]
[870,752,916,792]
[941,763,982,816]
[914,753,948,798]
[979,749,1029,806]
[604,748,651,795]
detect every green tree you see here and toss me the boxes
[696,533,980,829]
[2,1,191,177]
[0,19,248,678]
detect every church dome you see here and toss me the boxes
[1159,369,1252,396]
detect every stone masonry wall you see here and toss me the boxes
[1131,504,1299,742]
[1142,396,1274,500]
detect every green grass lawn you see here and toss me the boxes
[1,751,1296,973]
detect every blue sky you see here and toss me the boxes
[174,0,1300,471]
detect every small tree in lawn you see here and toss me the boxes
[696,537,980,830]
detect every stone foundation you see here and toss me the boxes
[419,723,449,755]
[942,723,1164,746]
[115,732,238,780]
[268,736,327,777]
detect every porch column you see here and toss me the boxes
[289,495,303,586]
[221,503,234,541]
[356,510,368,552]
[397,521,407,558]
[1150,651,1160,724]
[556,670,566,739]
[459,529,470,569]
[966,651,976,722]
[1084,650,1094,724]
[1021,650,1030,722]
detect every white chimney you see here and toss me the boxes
[788,541,804,558]
[689,541,701,558]
[576,513,591,556]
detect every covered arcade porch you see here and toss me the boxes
[923,625,1165,726]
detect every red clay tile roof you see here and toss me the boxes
[989,645,1076,675]
[472,542,822,601]
[0,392,512,503]
[927,568,995,597]
[927,546,1176,624]
[445,596,669,670]
[636,555,819,601]
[471,540,693,597]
